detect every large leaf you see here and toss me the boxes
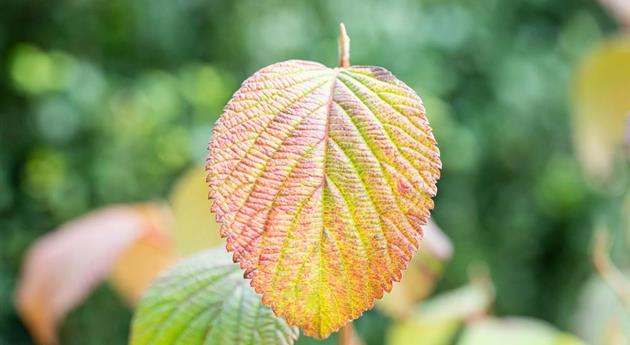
[130,248,298,345]
[207,59,441,338]
[15,204,172,345]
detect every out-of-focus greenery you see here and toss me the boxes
[0,0,620,344]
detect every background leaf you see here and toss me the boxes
[207,60,440,338]
[377,220,452,319]
[386,279,494,345]
[458,317,586,345]
[131,248,298,345]
[14,204,172,345]
[169,167,224,256]
[571,34,630,183]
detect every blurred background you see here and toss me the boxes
[1,0,629,344]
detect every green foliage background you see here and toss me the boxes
[0,0,618,344]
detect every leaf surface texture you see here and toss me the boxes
[207,60,441,338]
[131,248,298,345]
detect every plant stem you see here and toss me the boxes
[338,23,350,68]
[593,226,630,315]
[339,323,353,345]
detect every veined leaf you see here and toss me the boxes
[207,58,440,338]
[130,248,298,345]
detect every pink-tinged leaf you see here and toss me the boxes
[15,204,172,345]
[599,0,630,28]
[207,60,441,338]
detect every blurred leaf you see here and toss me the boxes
[15,204,172,345]
[109,207,176,305]
[387,278,494,345]
[168,167,224,256]
[378,220,453,319]
[458,317,586,345]
[599,0,630,28]
[574,275,630,344]
[130,248,299,345]
[572,34,630,183]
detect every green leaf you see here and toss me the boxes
[130,248,298,345]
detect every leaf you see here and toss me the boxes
[377,220,452,319]
[387,281,494,345]
[15,204,172,345]
[109,209,176,305]
[169,167,224,256]
[573,275,630,344]
[207,59,441,338]
[458,317,586,345]
[130,248,299,345]
[598,0,630,27]
[572,35,630,182]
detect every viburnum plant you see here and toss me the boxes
[131,23,441,344]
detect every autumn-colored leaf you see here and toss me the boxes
[130,248,299,345]
[207,27,441,338]
[15,204,172,345]
[109,207,176,305]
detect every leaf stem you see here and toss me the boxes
[338,23,350,68]
[338,322,358,345]
[593,226,630,315]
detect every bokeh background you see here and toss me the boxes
[1,0,628,344]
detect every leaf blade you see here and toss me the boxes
[207,60,440,338]
[130,248,298,345]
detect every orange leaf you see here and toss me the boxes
[15,204,172,345]
[207,58,441,338]
[109,205,176,305]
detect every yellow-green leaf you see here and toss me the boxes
[169,167,224,256]
[458,318,586,345]
[207,59,441,338]
[387,281,494,345]
[130,248,298,345]
[571,34,630,182]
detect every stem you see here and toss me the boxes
[339,322,360,345]
[338,23,350,68]
[593,226,630,315]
